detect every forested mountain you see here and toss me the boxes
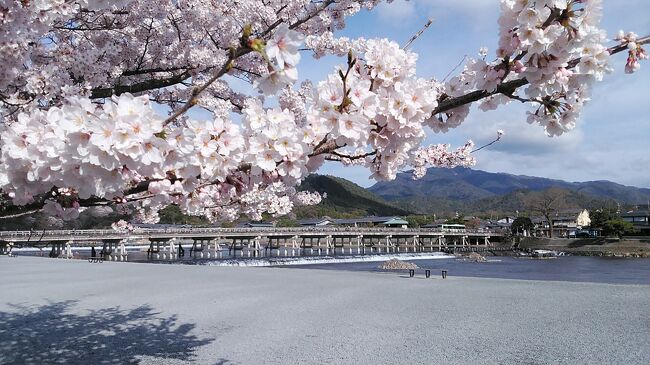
[368,167,650,214]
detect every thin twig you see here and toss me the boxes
[442,55,467,82]
[471,136,502,153]
[402,18,433,50]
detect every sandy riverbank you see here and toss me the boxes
[1,256,648,364]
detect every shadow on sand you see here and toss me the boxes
[0,300,220,364]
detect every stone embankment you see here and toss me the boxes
[519,237,650,257]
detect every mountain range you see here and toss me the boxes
[366,167,650,214]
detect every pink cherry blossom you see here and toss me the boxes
[0,0,646,223]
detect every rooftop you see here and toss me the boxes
[621,210,650,217]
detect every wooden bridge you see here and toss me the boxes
[0,227,506,261]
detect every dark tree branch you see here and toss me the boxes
[90,72,191,99]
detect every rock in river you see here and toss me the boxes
[468,252,487,262]
[379,259,419,270]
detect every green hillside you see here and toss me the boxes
[294,174,410,218]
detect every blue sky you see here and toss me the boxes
[302,0,650,188]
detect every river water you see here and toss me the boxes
[14,246,650,285]
[287,256,650,285]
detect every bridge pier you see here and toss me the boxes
[252,236,263,257]
[229,238,247,258]
[100,239,124,261]
[267,236,281,257]
[289,235,299,256]
[147,238,170,260]
[64,241,73,259]
[0,241,14,256]
[299,236,312,256]
[119,240,128,261]
[395,236,402,253]
[48,242,64,258]
[418,236,431,252]
[190,237,209,258]
[332,236,347,255]
[165,238,176,260]
[382,235,391,253]
[211,238,221,258]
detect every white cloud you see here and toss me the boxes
[375,0,416,23]
[375,0,497,28]
[464,105,584,156]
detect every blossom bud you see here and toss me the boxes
[248,38,266,54]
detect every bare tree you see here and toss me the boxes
[524,187,568,238]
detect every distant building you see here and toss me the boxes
[332,216,409,228]
[436,223,466,232]
[483,221,512,234]
[533,209,591,238]
[236,221,275,228]
[297,218,333,227]
[620,210,650,234]
[497,216,516,225]
[134,223,192,229]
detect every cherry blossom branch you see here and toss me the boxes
[121,66,194,76]
[326,150,377,161]
[432,35,650,117]
[91,71,192,99]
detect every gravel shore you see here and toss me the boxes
[1,256,648,365]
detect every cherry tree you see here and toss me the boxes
[0,0,647,224]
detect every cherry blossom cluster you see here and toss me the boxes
[306,39,452,180]
[411,142,476,180]
[0,0,646,223]
[0,93,322,222]
[615,31,648,73]
[1,0,385,114]
[111,219,135,232]
[255,24,304,96]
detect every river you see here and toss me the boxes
[287,256,650,285]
